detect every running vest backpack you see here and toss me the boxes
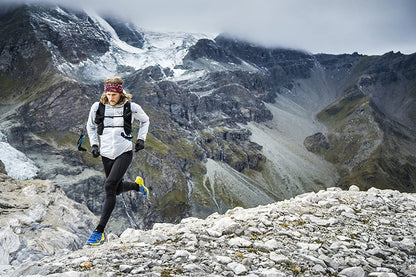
[94,101,132,135]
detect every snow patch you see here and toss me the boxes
[0,131,38,180]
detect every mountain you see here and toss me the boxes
[0,3,415,235]
[5,181,416,276]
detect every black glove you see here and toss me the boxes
[135,139,145,152]
[91,144,100,158]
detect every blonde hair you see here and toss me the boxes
[100,76,132,105]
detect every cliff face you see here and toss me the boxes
[6,184,416,277]
[0,3,416,234]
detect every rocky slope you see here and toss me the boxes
[7,185,416,277]
[0,173,97,274]
[0,3,416,234]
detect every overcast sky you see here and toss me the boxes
[8,0,416,55]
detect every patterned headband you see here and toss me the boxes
[104,83,123,93]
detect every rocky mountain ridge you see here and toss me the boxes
[0,3,415,234]
[3,175,415,277]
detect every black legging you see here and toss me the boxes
[95,151,138,233]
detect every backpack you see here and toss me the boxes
[94,101,132,135]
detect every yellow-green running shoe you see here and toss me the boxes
[135,176,149,196]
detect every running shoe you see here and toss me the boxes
[86,231,105,246]
[135,176,149,196]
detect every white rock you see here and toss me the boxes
[228,237,252,247]
[255,267,286,277]
[216,255,233,264]
[263,239,280,250]
[297,242,321,251]
[180,217,201,224]
[227,262,247,275]
[332,204,355,215]
[183,264,203,272]
[319,254,339,270]
[299,254,326,267]
[188,254,198,262]
[210,217,240,235]
[119,228,142,243]
[330,241,352,250]
[122,229,168,245]
[185,233,198,242]
[397,237,415,252]
[69,256,89,266]
[341,211,358,220]
[367,257,383,267]
[368,187,381,195]
[312,264,326,273]
[269,252,289,263]
[339,267,365,277]
[291,231,302,238]
[131,267,146,274]
[173,250,190,259]
[349,185,360,191]
[206,229,222,237]
[260,217,273,227]
[345,257,361,267]
[379,218,391,225]
[119,264,133,273]
[0,225,20,265]
[37,271,88,277]
[327,187,342,191]
[368,272,397,277]
[253,240,265,249]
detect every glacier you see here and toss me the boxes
[51,9,214,82]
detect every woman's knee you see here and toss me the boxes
[104,179,118,195]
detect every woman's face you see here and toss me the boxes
[107,91,121,106]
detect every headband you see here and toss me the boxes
[104,83,123,93]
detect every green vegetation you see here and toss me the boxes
[172,138,194,160]
[317,91,369,128]
[156,189,187,219]
[324,133,363,164]
[35,130,79,149]
[144,133,169,156]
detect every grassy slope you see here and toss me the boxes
[317,74,416,192]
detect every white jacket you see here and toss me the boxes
[87,101,150,160]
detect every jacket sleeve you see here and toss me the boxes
[87,102,100,147]
[131,102,150,141]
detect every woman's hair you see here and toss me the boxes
[100,76,132,105]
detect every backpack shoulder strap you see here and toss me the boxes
[94,102,106,135]
[123,101,132,135]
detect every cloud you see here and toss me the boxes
[5,0,416,55]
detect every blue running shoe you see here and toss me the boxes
[86,231,105,246]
